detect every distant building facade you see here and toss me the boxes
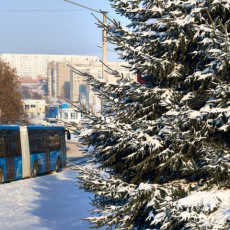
[0,53,98,79]
[47,60,98,99]
[47,61,136,113]
[22,99,47,124]
[17,75,48,83]
[70,62,137,112]
[22,99,47,114]
[45,103,82,125]
[59,107,82,124]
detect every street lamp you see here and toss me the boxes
[97,45,119,54]
[63,0,108,82]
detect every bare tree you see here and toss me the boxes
[0,59,27,124]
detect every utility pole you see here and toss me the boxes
[102,12,107,82]
[63,0,108,82]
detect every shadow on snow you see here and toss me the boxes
[29,169,101,230]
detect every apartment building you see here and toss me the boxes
[69,62,137,112]
[70,62,136,101]
[47,61,136,112]
[47,62,72,99]
[0,53,98,79]
[47,61,98,99]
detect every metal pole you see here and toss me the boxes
[102,12,107,82]
[101,12,107,111]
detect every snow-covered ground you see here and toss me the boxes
[0,169,104,230]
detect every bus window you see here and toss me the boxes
[48,134,55,152]
[4,136,15,180]
[36,134,43,153]
[48,133,61,151]
[29,134,37,154]
[54,134,61,151]
[0,138,4,158]
[13,136,21,157]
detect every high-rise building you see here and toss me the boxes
[0,53,98,79]
[69,62,137,112]
[47,61,137,112]
[47,61,98,98]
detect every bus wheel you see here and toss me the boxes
[56,158,61,172]
[32,162,38,178]
[0,169,3,184]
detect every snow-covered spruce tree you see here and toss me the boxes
[69,1,230,229]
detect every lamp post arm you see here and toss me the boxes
[98,45,118,54]
[64,0,101,13]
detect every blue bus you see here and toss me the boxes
[0,125,69,184]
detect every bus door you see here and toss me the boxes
[43,134,50,171]
[60,134,66,167]
[4,137,14,180]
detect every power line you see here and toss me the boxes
[0,10,109,12]
[0,10,128,26]
[0,10,128,25]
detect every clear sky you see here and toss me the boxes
[0,0,129,62]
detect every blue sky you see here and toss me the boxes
[0,0,129,62]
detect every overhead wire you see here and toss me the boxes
[0,10,105,11]
[0,10,129,26]
[0,9,129,35]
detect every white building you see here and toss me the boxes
[59,108,82,124]
[0,53,98,79]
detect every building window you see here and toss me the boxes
[25,105,29,109]
[31,105,36,108]
[64,113,68,119]
[79,84,86,93]
[71,113,76,119]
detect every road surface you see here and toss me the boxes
[66,137,89,166]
